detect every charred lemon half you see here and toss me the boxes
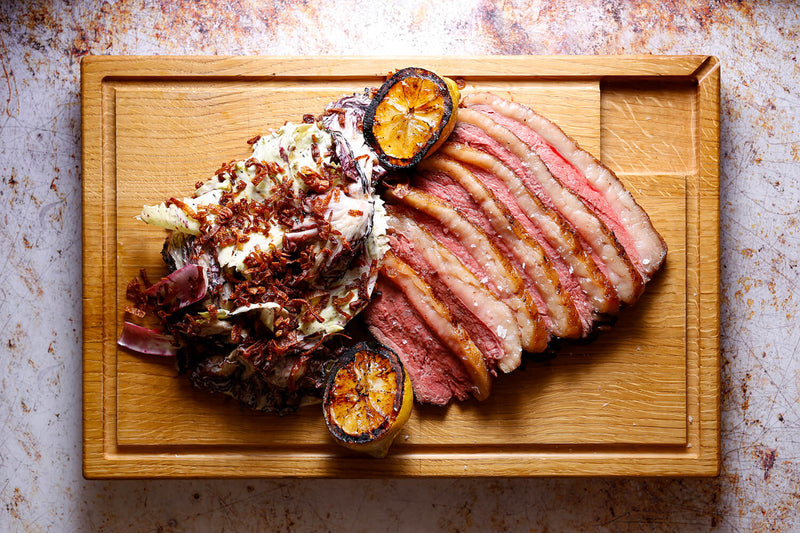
[323,342,413,458]
[364,67,460,170]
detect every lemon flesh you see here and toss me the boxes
[372,77,448,160]
[364,67,460,170]
[323,342,413,458]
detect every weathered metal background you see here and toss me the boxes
[1,1,798,531]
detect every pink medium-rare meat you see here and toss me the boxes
[384,187,548,353]
[415,155,584,338]
[388,210,546,357]
[417,155,589,333]
[462,93,667,280]
[361,92,666,406]
[452,109,645,304]
[378,251,492,401]
[439,142,619,318]
[364,277,477,405]
[388,211,523,372]
[388,236,516,374]
[452,112,643,304]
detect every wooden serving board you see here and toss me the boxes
[82,56,720,478]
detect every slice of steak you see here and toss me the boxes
[463,93,667,279]
[388,210,523,372]
[453,109,645,304]
[364,277,478,405]
[375,251,492,402]
[384,186,548,353]
[414,155,583,339]
[439,142,619,319]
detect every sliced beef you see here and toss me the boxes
[364,277,478,405]
[371,251,493,403]
[416,154,588,337]
[363,93,666,405]
[463,93,667,279]
[439,142,619,318]
[384,186,548,353]
[388,211,523,372]
[453,109,645,304]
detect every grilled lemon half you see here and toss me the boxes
[364,67,460,170]
[323,342,413,458]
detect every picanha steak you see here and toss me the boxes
[363,92,667,405]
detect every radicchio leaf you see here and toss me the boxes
[118,322,179,357]
[144,264,207,314]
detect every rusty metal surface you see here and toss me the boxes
[1,1,798,531]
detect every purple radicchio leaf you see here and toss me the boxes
[118,322,179,357]
[145,264,207,314]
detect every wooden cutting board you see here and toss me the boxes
[82,56,720,478]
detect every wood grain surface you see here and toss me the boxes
[82,56,720,478]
